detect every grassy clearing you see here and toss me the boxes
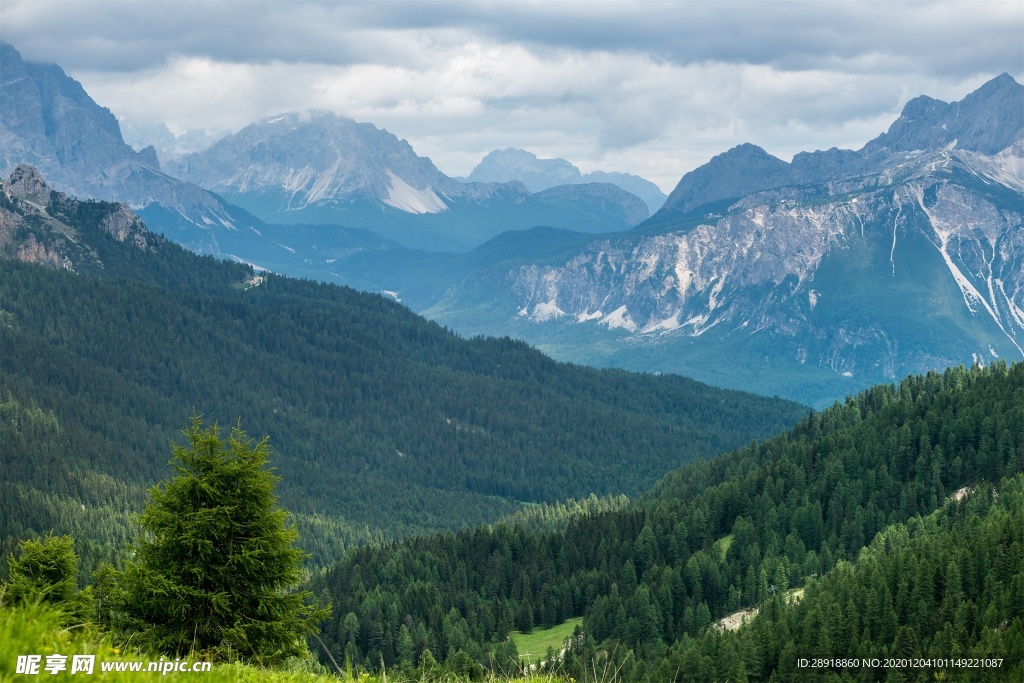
[714,533,733,561]
[511,617,583,665]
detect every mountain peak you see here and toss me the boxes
[4,164,52,202]
[656,144,790,217]
[864,73,1024,156]
[467,148,582,191]
[465,148,666,211]
[972,71,1019,96]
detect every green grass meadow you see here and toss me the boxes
[510,618,584,667]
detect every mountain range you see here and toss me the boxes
[462,147,667,213]
[2,40,1021,407]
[165,111,652,250]
[0,42,655,255]
[326,74,1024,406]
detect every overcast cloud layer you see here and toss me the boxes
[4,1,1022,190]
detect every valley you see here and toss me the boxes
[0,21,1022,683]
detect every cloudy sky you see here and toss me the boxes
[4,0,1022,190]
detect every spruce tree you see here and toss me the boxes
[4,534,93,625]
[116,416,329,661]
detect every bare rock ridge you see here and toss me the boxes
[1,164,153,271]
[863,72,1024,156]
[656,73,1024,221]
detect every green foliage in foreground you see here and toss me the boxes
[4,534,93,625]
[0,601,573,682]
[114,417,328,663]
[0,599,332,682]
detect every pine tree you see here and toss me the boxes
[115,416,329,661]
[4,534,93,625]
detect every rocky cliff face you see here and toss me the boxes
[1,165,154,272]
[0,42,260,235]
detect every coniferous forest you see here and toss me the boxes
[314,362,1024,681]
[0,180,804,571]
[2,172,1023,682]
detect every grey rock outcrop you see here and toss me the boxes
[1,165,153,271]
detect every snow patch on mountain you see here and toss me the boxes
[641,313,682,334]
[383,171,447,214]
[600,306,637,332]
[955,140,1024,192]
[910,183,1024,354]
[530,301,567,321]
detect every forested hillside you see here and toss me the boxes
[667,475,1024,681]
[316,362,1024,680]
[0,167,805,572]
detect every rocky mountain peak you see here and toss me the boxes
[4,164,51,203]
[657,143,791,217]
[136,145,162,171]
[863,73,1024,156]
[168,109,463,212]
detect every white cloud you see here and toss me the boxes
[5,1,1021,192]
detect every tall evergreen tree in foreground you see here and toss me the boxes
[116,416,329,662]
